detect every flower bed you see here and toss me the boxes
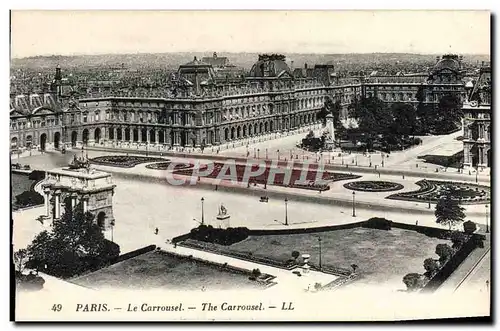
[343,181,404,192]
[90,155,165,168]
[387,180,490,205]
[145,161,194,170]
[173,162,360,192]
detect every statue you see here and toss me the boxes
[219,204,227,216]
[68,150,90,170]
[216,203,230,227]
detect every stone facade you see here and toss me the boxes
[462,65,491,169]
[10,54,469,151]
[41,167,116,229]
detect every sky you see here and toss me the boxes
[10,10,491,58]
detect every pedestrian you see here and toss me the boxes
[154,227,159,235]
[402,175,405,180]
[416,220,418,226]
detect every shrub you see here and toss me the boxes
[292,251,300,259]
[16,272,45,292]
[15,190,44,208]
[362,217,392,230]
[450,231,469,249]
[28,170,45,181]
[463,221,477,234]
[252,268,262,277]
[423,258,440,277]
[189,224,250,245]
[403,273,425,292]
[435,243,453,263]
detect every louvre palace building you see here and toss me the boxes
[10,53,468,154]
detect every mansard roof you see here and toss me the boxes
[10,93,62,116]
[248,54,292,78]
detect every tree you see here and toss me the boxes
[351,264,359,274]
[423,258,440,277]
[403,273,425,292]
[25,203,120,278]
[437,94,463,128]
[13,249,28,273]
[390,103,417,137]
[435,243,453,264]
[435,191,466,230]
[291,251,300,260]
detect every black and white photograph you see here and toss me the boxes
[9,9,491,322]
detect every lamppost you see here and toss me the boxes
[352,191,356,217]
[486,204,489,233]
[265,148,268,159]
[381,153,385,167]
[110,219,115,243]
[284,197,288,226]
[277,149,280,160]
[201,197,205,225]
[318,236,322,270]
[257,149,260,159]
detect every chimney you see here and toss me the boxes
[305,63,308,69]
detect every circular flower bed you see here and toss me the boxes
[387,180,490,205]
[343,181,404,192]
[90,155,165,168]
[146,162,194,170]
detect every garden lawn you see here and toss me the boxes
[70,250,267,291]
[226,227,449,287]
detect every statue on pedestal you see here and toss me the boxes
[216,203,231,229]
[323,113,337,151]
[217,204,230,220]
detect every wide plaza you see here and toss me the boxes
[12,129,490,255]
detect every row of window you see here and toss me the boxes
[10,117,59,130]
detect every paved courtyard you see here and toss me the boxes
[12,148,489,256]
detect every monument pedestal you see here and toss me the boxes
[216,214,231,228]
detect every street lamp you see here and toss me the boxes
[352,191,356,217]
[201,197,205,225]
[266,148,268,159]
[318,236,322,270]
[257,149,260,159]
[110,219,115,243]
[284,197,289,226]
[277,149,280,160]
[486,204,489,233]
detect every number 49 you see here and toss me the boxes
[51,304,62,312]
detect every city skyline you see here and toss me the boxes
[11,10,491,58]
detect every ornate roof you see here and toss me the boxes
[10,93,64,116]
[180,56,211,68]
[248,54,292,78]
[432,54,461,73]
[469,66,491,105]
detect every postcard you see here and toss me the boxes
[10,10,491,322]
